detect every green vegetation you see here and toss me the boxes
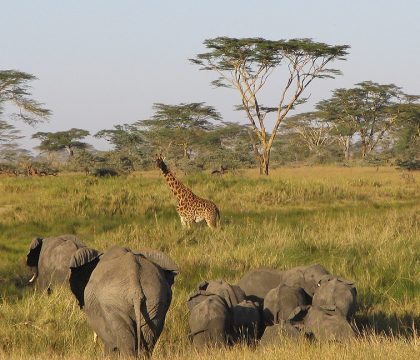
[0,166,419,359]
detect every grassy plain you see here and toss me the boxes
[0,166,419,359]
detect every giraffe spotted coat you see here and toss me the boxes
[156,157,220,229]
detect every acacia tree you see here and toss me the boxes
[95,124,150,170]
[392,103,420,168]
[0,70,50,125]
[138,102,221,159]
[282,112,333,156]
[0,121,22,144]
[317,81,419,159]
[190,37,349,174]
[32,128,90,157]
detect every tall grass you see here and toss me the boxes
[0,166,419,358]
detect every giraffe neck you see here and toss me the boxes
[162,170,193,201]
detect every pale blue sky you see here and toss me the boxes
[1,0,420,151]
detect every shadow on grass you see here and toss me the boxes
[355,311,419,339]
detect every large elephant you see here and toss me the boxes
[69,246,178,357]
[26,234,86,291]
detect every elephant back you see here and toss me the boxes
[203,280,246,308]
[238,268,284,304]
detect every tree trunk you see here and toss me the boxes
[361,142,368,159]
[261,149,270,176]
[344,136,351,161]
[66,146,74,157]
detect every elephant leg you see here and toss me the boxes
[88,312,136,357]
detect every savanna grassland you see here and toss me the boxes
[0,166,419,359]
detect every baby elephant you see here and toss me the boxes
[69,246,178,358]
[26,234,86,291]
[304,305,356,341]
[313,276,357,319]
[263,284,310,326]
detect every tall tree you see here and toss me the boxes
[190,37,349,174]
[0,70,51,125]
[392,103,420,166]
[95,124,149,170]
[95,124,146,155]
[32,128,90,157]
[138,102,221,159]
[282,112,333,156]
[317,81,419,159]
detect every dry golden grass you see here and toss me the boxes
[0,166,419,358]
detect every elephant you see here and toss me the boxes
[187,280,260,347]
[237,268,284,304]
[260,322,303,345]
[26,234,86,291]
[188,294,230,347]
[69,245,178,357]
[303,305,356,342]
[187,279,246,310]
[281,264,330,297]
[230,299,261,344]
[312,276,357,319]
[263,284,310,326]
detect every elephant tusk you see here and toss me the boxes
[28,273,38,284]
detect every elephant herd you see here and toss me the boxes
[25,234,358,358]
[187,265,357,348]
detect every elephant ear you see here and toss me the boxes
[70,247,101,268]
[135,248,179,274]
[26,237,43,266]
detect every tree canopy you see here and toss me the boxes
[0,70,51,125]
[190,37,349,174]
[32,128,90,156]
[137,102,222,159]
[317,81,419,159]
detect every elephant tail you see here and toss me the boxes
[134,296,149,357]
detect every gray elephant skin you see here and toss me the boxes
[304,305,356,341]
[69,245,178,357]
[237,268,284,304]
[26,234,86,291]
[187,279,261,347]
[263,284,310,326]
[313,276,357,319]
[189,294,230,347]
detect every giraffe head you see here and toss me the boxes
[155,155,169,174]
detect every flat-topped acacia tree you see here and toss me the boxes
[190,37,349,175]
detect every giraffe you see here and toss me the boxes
[155,156,220,229]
